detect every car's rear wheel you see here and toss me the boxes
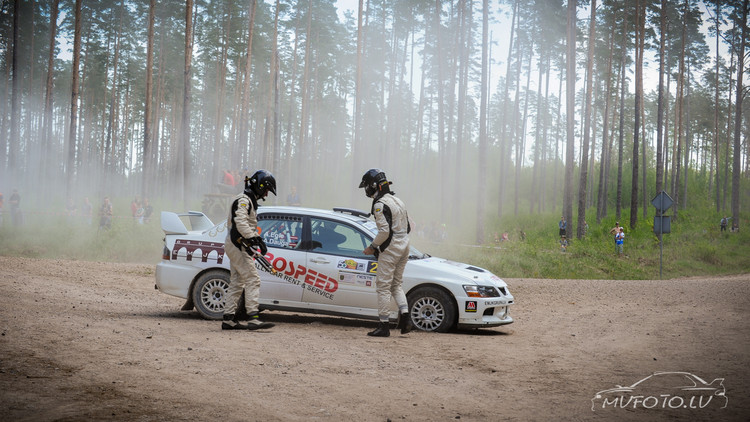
[407,286,456,333]
[192,270,229,320]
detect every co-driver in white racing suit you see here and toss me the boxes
[360,169,415,337]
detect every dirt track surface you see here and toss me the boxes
[1,256,749,421]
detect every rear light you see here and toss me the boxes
[162,245,170,260]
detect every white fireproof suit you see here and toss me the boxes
[223,192,262,316]
[370,193,410,321]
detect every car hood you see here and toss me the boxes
[407,256,508,288]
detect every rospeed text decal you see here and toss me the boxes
[263,252,338,300]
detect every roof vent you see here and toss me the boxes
[333,207,371,218]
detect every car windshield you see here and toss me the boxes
[361,220,428,260]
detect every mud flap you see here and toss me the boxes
[181,297,194,311]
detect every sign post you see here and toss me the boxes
[651,191,673,279]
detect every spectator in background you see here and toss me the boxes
[130,196,142,222]
[559,235,568,252]
[609,221,621,235]
[99,197,113,230]
[82,197,93,225]
[142,198,153,223]
[219,169,237,194]
[615,227,625,256]
[558,216,566,238]
[720,216,730,232]
[9,189,21,226]
[286,186,301,206]
[66,198,77,224]
[223,169,236,186]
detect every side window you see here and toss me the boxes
[310,218,371,258]
[258,216,302,250]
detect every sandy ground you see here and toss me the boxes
[0,256,748,421]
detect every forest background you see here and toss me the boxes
[0,0,749,279]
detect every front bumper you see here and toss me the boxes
[456,296,514,329]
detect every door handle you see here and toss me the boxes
[310,257,330,264]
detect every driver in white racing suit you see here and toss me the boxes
[360,169,414,337]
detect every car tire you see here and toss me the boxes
[407,286,456,333]
[192,270,230,320]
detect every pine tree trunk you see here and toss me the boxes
[577,0,596,239]
[497,0,518,219]
[284,9,300,187]
[297,0,313,193]
[630,0,643,230]
[142,0,155,199]
[516,50,531,217]
[711,0,721,210]
[213,3,230,188]
[178,0,195,206]
[563,0,576,237]
[616,23,626,221]
[597,24,615,223]
[105,0,125,192]
[673,0,688,220]
[66,0,83,199]
[453,0,469,223]
[434,0,447,222]
[352,0,364,196]
[655,0,666,198]
[8,0,21,179]
[731,0,747,230]
[272,0,281,177]
[476,0,489,244]
[42,0,59,193]
[511,32,524,217]
[263,0,280,173]
[530,56,544,215]
[239,0,257,171]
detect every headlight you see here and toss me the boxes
[463,285,500,297]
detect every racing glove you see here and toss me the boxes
[245,236,268,256]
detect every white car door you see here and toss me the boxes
[303,217,378,313]
[257,214,305,304]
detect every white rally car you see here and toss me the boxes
[155,206,514,332]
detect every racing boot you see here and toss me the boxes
[244,312,274,330]
[397,312,414,334]
[222,314,249,330]
[367,321,390,337]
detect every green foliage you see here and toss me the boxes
[414,207,750,280]
[0,212,163,264]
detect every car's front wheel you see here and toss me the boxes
[192,270,229,320]
[407,286,456,333]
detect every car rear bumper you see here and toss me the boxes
[155,261,198,299]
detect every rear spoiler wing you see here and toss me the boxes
[160,211,216,235]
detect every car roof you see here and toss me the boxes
[258,206,372,225]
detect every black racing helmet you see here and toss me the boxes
[245,169,277,200]
[359,168,389,198]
